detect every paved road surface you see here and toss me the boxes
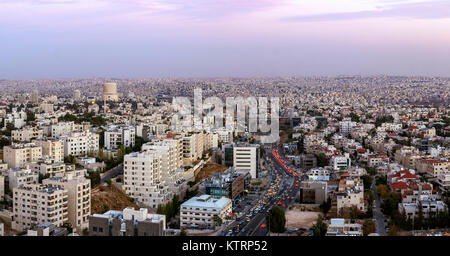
[371,176,387,236]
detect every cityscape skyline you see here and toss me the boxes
[2,0,450,79]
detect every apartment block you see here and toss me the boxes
[43,172,91,230]
[3,143,42,169]
[326,218,363,236]
[336,174,365,213]
[89,207,166,236]
[11,127,44,142]
[123,150,171,208]
[30,161,66,177]
[12,184,68,232]
[233,144,260,179]
[8,167,39,190]
[51,121,88,138]
[180,195,232,229]
[104,125,136,150]
[63,131,99,157]
[141,140,183,192]
[32,139,64,163]
[331,153,351,170]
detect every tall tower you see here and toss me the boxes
[31,90,39,105]
[102,82,119,102]
[74,90,81,101]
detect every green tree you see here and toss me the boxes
[317,153,328,167]
[319,197,332,217]
[86,170,101,188]
[266,206,286,233]
[213,215,223,227]
[313,216,327,236]
[361,175,372,189]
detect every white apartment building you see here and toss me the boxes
[104,125,136,150]
[51,121,88,138]
[123,150,171,209]
[43,172,91,230]
[437,172,450,190]
[141,141,183,191]
[399,199,448,219]
[3,143,42,169]
[30,161,66,176]
[12,184,68,232]
[307,168,331,181]
[180,195,232,229]
[8,167,39,190]
[216,129,233,143]
[182,132,205,164]
[11,127,44,142]
[332,153,351,170]
[40,103,54,114]
[3,108,27,129]
[63,131,99,157]
[326,218,363,236]
[339,120,357,135]
[233,144,259,179]
[32,139,64,163]
[336,175,365,213]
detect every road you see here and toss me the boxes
[233,148,300,236]
[100,164,123,184]
[371,176,387,236]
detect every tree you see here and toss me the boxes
[213,215,223,227]
[86,170,101,188]
[266,206,286,233]
[313,216,327,236]
[0,137,11,148]
[319,197,332,217]
[317,153,328,167]
[361,175,372,190]
[362,220,376,236]
[349,112,360,123]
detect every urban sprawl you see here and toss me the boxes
[0,76,449,237]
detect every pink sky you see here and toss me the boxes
[1,0,450,78]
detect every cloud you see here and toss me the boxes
[283,1,450,22]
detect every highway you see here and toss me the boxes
[220,147,301,236]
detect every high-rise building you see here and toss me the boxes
[62,131,99,157]
[104,125,135,150]
[43,172,91,231]
[102,82,119,102]
[3,143,43,169]
[32,139,65,163]
[12,184,68,232]
[123,150,171,208]
[233,143,260,179]
[74,90,81,101]
[30,90,39,105]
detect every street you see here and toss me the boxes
[371,176,387,236]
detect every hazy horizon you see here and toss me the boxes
[2,0,450,79]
